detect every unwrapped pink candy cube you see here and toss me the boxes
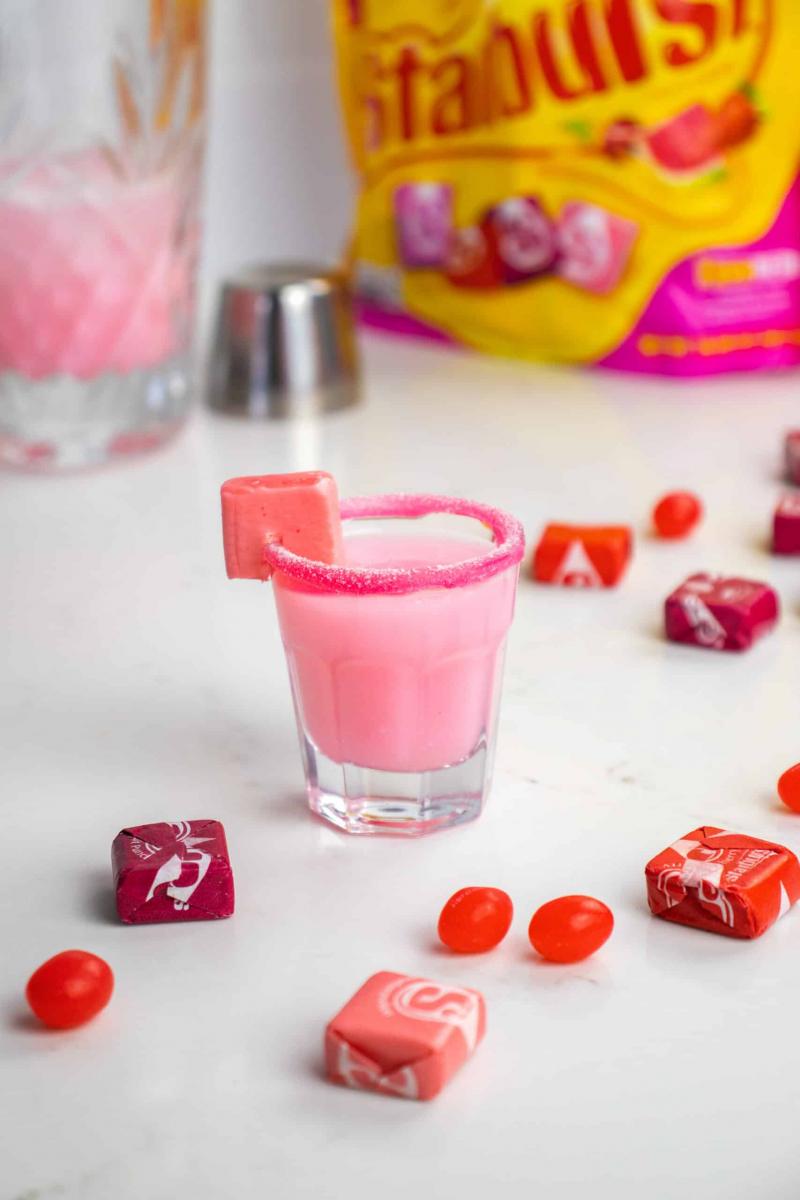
[112,820,235,924]
[664,573,779,652]
[482,196,558,284]
[773,494,800,555]
[325,971,485,1101]
[557,202,638,295]
[394,183,453,268]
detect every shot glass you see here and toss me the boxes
[267,494,524,836]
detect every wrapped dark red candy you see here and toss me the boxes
[773,493,800,555]
[112,820,235,924]
[664,573,779,651]
[646,826,800,939]
[481,197,558,284]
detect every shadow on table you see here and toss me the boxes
[81,869,118,926]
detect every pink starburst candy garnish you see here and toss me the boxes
[112,820,235,924]
[325,971,486,1101]
[221,471,343,581]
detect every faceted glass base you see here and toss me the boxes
[0,357,191,471]
[302,734,490,836]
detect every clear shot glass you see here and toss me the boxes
[268,494,524,836]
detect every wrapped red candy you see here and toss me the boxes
[482,197,558,285]
[664,573,779,651]
[112,820,235,924]
[646,827,800,939]
[532,524,632,588]
[772,494,800,555]
[445,226,502,289]
[785,431,800,485]
[325,971,485,1101]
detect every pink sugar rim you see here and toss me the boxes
[263,493,525,594]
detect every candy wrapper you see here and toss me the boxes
[332,1,800,376]
[646,827,800,939]
[532,524,632,588]
[112,820,235,924]
[664,573,779,651]
[325,971,485,1100]
[773,494,800,554]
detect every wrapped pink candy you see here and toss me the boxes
[664,573,779,652]
[325,971,486,1101]
[773,493,800,555]
[557,202,638,295]
[112,820,235,924]
[394,183,453,268]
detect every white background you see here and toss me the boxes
[5,338,800,1200]
[5,3,800,1199]
[202,0,353,306]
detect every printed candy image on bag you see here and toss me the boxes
[331,1,800,376]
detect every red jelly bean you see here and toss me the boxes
[652,491,703,539]
[778,763,800,812]
[438,887,513,953]
[26,950,114,1029]
[528,895,613,963]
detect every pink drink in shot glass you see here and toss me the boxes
[228,484,525,836]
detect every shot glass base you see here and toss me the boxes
[302,736,489,836]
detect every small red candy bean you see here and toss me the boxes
[652,491,703,539]
[26,949,114,1029]
[438,886,513,953]
[528,895,614,963]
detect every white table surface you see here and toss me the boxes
[4,336,800,1200]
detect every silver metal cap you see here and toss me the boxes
[207,262,361,418]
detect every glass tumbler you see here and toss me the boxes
[0,0,206,470]
[269,494,525,836]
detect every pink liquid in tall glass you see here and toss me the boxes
[273,532,518,773]
[0,152,192,379]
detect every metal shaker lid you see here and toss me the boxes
[207,262,361,418]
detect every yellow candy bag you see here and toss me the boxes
[331,1,800,375]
